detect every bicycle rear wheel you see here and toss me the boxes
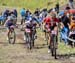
[8,31,16,44]
[26,33,32,50]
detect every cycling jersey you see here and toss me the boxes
[44,17,52,27]
[50,17,59,30]
[44,17,59,25]
[6,20,14,29]
[5,16,15,28]
[52,17,59,25]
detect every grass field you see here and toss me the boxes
[0,0,67,12]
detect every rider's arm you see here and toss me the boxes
[4,20,8,26]
[42,18,46,30]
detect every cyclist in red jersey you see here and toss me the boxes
[42,15,52,43]
[48,13,60,53]
[51,14,59,29]
[43,15,52,30]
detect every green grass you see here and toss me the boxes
[0,0,67,12]
[0,0,68,15]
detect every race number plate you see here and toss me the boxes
[25,28,31,33]
[51,30,57,35]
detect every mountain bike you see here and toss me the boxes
[50,30,58,59]
[45,25,50,45]
[25,28,33,50]
[32,25,36,47]
[8,26,16,44]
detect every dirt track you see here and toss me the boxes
[0,25,75,63]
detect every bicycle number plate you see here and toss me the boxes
[25,29,31,33]
[48,29,50,32]
[45,25,49,28]
[51,31,57,35]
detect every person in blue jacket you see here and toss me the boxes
[20,8,26,25]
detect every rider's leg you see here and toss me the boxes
[24,32,26,41]
[44,31,47,40]
[7,27,10,40]
[21,18,23,25]
[15,17,17,25]
[6,28,9,40]
[34,29,37,39]
[51,26,58,47]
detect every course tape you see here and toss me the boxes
[67,37,75,42]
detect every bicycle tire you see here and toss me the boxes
[8,31,16,44]
[26,33,32,50]
[53,35,57,59]
[50,34,57,59]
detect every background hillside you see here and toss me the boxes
[0,0,67,12]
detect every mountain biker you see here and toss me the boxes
[48,13,59,53]
[4,14,15,40]
[20,8,26,25]
[24,14,39,40]
[24,15,37,40]
[43,14,52,43]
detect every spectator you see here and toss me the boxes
[34,8,40,17]
[65,4,71,10]
[20,8,26,17]
[69,0,74,9]
[20,8,26,25]
[61,13,70,30]
[55,3,59,14]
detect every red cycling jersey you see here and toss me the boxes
[52,17,59,24]
[43,17,52,27]
[44,17,59,27]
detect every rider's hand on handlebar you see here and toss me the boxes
[56,22,58,25]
